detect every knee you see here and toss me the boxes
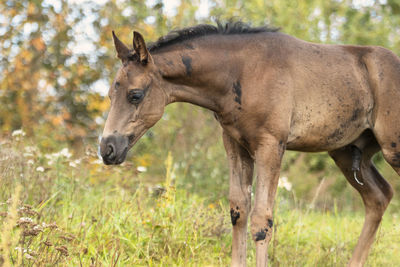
[375,193,392,213]
[229,198,250,227]
[365,190,393,218]
[250,212,274,242]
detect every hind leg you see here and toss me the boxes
[329,137,393,267]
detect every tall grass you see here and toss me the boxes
[0,135,399,266]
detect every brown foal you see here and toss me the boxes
[99,21,400,266]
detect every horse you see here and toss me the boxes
[99,21,400,266]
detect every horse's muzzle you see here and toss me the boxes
[100,134,129,165]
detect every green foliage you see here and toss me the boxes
[1,139,400,266]
[0,138,232,266]
[0,1,105,144]
[129,104,228,200]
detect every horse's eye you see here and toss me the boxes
[127,89,144,104]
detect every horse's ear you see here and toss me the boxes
[112,31,130,62]
[133,31,150,65]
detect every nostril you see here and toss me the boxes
[106,144,115,158]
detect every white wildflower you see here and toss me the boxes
[12,129,26,137]
[92,159,103,165]
[69,159,81,168]
[44,148,72,166]
[33,224,43,232]
[27,159,34,165]
[137,166,147,172]
[20,217,33,223]
[0,156,9,161]
[41,222,57,229]
[24,146,37,153]
[36,166,44,172]
[59,148,72,158]
[23,146,37,157]
[18,217,34,224]
[278,176,292,191]
[24,253,34,259]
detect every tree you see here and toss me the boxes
[1,0,400,204]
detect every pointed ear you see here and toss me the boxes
[133,31,150,64]
[112,31,130,62]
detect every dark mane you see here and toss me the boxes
[148,20,279,52]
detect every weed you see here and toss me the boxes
[0,137,399,266]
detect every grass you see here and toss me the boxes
[1,136,400,266]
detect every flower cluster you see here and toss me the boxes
[278,176,293,191]
[1,203,73,265]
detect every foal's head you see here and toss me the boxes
[100,31,166,165]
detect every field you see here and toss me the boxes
[1,136,400,267]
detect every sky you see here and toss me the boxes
[64,0,211,95]
[67,0,210,18]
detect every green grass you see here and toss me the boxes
[1,138,400,266]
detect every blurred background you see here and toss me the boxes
[2,0,400,211]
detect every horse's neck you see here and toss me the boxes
[153,45,237,112]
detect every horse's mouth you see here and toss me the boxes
[115,147,128,165]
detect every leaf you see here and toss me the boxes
[31,37,46,51]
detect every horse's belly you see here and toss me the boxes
[287,125,367,152]
[286,101,371,152]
